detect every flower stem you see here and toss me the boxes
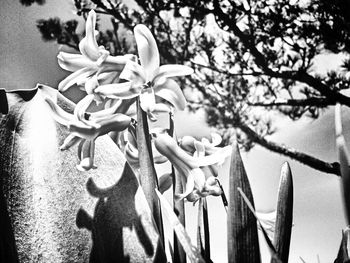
[135,98,164,246]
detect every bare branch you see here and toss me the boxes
[237,122,340,175]
[249,97,335,107]
[191,61,264,77]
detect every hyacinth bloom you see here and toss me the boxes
[154,133,231,202]
[179,133,227,178]
[44,94,131,171]
[57,10,132,95]
[95,24,193,120]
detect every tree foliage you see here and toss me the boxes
[22,0,350,175]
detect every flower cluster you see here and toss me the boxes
[46,9,232,202]
[46,10,195,175]
[154,133,231,202]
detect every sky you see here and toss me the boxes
[0,0,348,262]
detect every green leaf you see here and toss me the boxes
[227,141,261,263]
[155,189,205,263]
[273,162,293,263]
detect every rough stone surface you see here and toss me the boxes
[0,86,165,263]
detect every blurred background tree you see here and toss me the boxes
[20,0,350,176]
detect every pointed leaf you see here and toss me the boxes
[335,104,350,224]
[227,141,260,263]
[273,162,293,263]
[334,226,350,262]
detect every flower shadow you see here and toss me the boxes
[76,163,159,262]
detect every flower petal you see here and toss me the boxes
[124,142,140,168]
[60,134,82,151]
[58,52,96,72]
[140,88,156,115]
[203,176,222,196]
[152,64,193,85]
[74,94,96,125]
[119,60,147,84]
[77,139,96,171]
[85,74,99,94]
[196,145,231,167]
[134,24,160,80]
[175,169,195,201]
[44,97,73,126]
[154,79,187,110]
[69,121,98,139]
[95,82,141,100]
[102,55,133,72]
[79,10,100,61]
[98,71,120,85]
[194,141,205,158]
[58,67,95,92]
[94,113,131,136]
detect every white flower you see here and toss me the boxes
[44,94,131,171]
[95,24,193,120]
[154,133,231,202]
[57,10,132,96]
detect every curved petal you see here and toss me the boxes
[60,134,82,151]
[69,121,98,139]
[154,133,198,170]
[124,142,140,168]
[119,60,146,84]
[85,75,99,94]
[153,103,171,114]
[210,132,222,146]
[74,94,96,126]
[179,135,196,153]
[77,140,96,171]
[103,55,133,72]
[154,79,187,110]
[98,71,120,85]
[202,176,222,196]
[196,145,231,167]
[58,52,96,72]
[192,167,206,191]
[44,97,73,126]
[95,82,141,99]
[193,141,205,158]
[94,113,131,136]
[58,67,95,92]
[79,10,100,61]
[90,99,123,119]
[140,88,156,115]
[152,65,193,85]
[175,170,195,201]
[134,24,159,80]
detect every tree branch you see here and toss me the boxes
[210,3,350,107]
[190,61,264,77]
[249,97,336,107]
[237,122,340,175]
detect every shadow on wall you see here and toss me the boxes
[0,86,165,263]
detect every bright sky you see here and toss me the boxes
[0,0,347,262]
